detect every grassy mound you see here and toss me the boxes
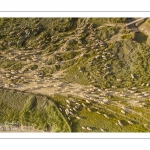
[0,88,71,132]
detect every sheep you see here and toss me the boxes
[144,93,150,96]
[118,120,124,126]
[117,79,122,82]
[137,95,143,98]
[59,108,62,111]
[86,100,90,103]
[73,108,77,112]
[101,128,106,132]
[69,108,73,112]
[103,98,109,103]
[87,127,92,131]
[97,111,101,114]
[70,112,74,115]
[65,109,70,115]
[75,102,80,105]
[82,103,86,107]
[67,104,70,108]
[66,100,70,104]
[128,120,134,124]
[121,110,126,114]
[87,108,91,112]
[104,114,109,119]
[75,105,80,109]
[134,93,141,96]
[142,83,145,86]
[76,116,81,120]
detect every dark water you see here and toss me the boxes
[134,32,147,43]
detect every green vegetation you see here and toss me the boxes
[0,59,24,70]
[0,18,150,88]
[64,64,90,85]
[26,64,38,70]
[0,18,150,132]
[121,33,134,39]
[90,18,127,26]
[63,39,150,88]
[38,65,60,76]
[0,18,75,51]
[51,94,149,132]
[0,89,71,132]
[97,26,120,40]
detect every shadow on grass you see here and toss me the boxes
[71,121,79,132]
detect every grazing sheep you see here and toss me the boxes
[97,111,101,114]
[121,110,126,114]
[76,116,81,120]
[59,108,62,111]
[117,79,122,82]
[4,84,9,88]
[87,127,92,131]
[65,110,69,115]
[66,100,70,104]
[137,95,143,98]
[73,108,77,112]
[134,93,141,96]
[132,87,137,90]
[21,76,25,79]
[87,108,91,112]
[129,90,135,94]
[104,114,109,119]
[82,103,86,107]
[128,120,134,124]
[101,128,106,132]
[144,93,150,96]
[86,100,90,103]
[118,120,124,127]
[70,112,74,115]
[131,73,134,79]
[103,98,109,103]
[142,83,145,86]
[67,104,70,108]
